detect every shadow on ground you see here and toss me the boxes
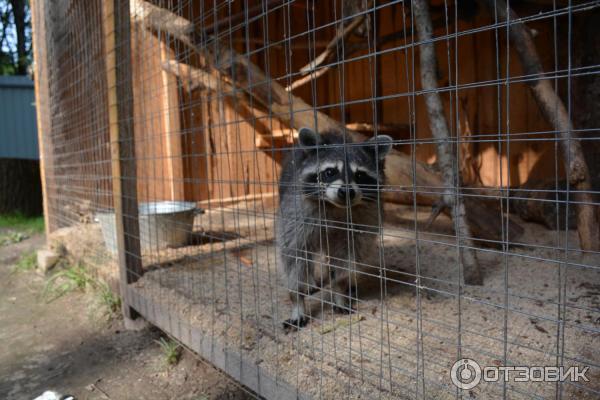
[0,234,252,400]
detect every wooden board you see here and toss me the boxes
[30,0,53,235]
[131,22,186,202]
[103,0,143,319]
[132,1,570,204]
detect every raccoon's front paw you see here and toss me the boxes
[283,316,309,332]
[333,295,356,314]
[333,292,356,314]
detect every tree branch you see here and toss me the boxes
[134,0,523,249]
[413,0,482,284]
[480,0,599,251]
[286,1,370,92]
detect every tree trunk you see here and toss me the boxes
[9,0,28,74]
[573,8,600,230]
[135,0,524,250]
[512,180,578,231]
[413,0,482,284]
[480,0,599,251]
[0,158,43,216]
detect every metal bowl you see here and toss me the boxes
[97,201,202,254]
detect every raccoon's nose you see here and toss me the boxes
[338,187,356,202]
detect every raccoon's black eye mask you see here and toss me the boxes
[320,168,338,182]
[354,170,377,186]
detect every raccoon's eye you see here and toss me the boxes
[321,168,337,179]
[355,170,377,186]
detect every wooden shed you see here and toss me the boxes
[121,0,598,197]
[31,1,600,399]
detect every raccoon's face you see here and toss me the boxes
[296,128,392,208]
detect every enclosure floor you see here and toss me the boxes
[131,204,600,400]
[53,203,600,399]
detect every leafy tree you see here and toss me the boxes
[0,0,31,75]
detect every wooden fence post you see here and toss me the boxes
[103,0,143,320]
[30,0,54,236]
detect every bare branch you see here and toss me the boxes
[286,66,331,92]
[286,3,370,92]
[132,0,523,247]
[413,0,482,284]
[480,0,599,250]
[299,14,366,75]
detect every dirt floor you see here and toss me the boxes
[93,201,599,400]
[15,201,600,400]
[0,232,254,400]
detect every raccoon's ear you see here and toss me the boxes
[298,127,320,149]
[366,135,393,160]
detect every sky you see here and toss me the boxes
[1,2,16,56]
[0,1,30,64]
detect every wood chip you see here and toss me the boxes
[320,314,365,335]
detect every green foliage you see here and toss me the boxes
[14,250,36,271]
[41,259,122,322]
[95,281,122,320]
[0,0,32,75]
[155,337,182,366]
[43,263,94,302]
[0,231,28,246]
[0,213,44,234]
[0,56,16,75]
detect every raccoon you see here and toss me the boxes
[276,127,392,330]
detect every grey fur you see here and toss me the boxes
[276,129,392,329]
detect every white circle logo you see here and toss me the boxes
[451,358,482,390]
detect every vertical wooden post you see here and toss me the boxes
[103,0,143,320]
[30,0,53,237]
[159,41,185,201]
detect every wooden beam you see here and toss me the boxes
[130,0,194,47]
[197,192,277,209]
[103,0,143,320]
[133,0,524,247]
[126,286,311,400]
[30,0,53,236]
[345,122,410,136]
[159,43,184,201]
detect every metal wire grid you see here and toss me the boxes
[33,0,600,399]
[33,0,115,287]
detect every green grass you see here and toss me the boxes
[0,213,45,235]
[155,337,182,366]
[43,263,95,302]
[14,251,37,272]
[0,231,29,246]
[95,281,122,320]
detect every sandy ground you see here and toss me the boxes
[0,233,254,400]
[129,203,600,399]
[42,201,600,399]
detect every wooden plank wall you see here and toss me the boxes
[35,0,114,227]
[31,0,53,233]
[131,23,185,202]
[130,0,571,205]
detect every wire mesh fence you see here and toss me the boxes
[31,0,600,399]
